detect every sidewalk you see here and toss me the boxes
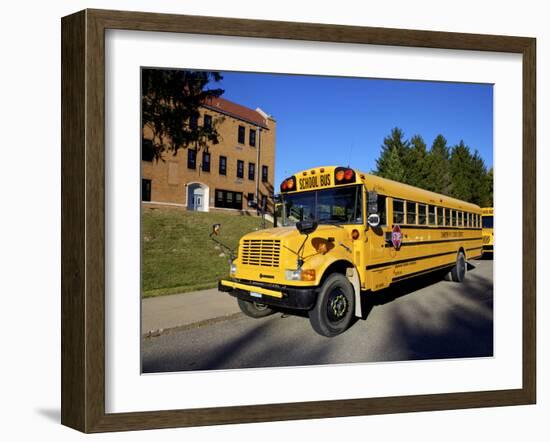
[141,288,241,335]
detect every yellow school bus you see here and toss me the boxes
[218,165,483,337]
[481,207,494,255]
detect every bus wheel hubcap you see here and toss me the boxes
[328,292,348,322]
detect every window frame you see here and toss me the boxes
[428,205,436,225]
[187,148,197,170]
[406,201,417,225]
[236,160,244,179]
[248,162,255,181]
[249,128,256,147]
[393,199,405,225]
[219,155,227,176]
[262,165,268,183]
[201,151,210,172]
[237,125,245,144]
[418,204,427,225]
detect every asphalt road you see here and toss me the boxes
[142,258,493,373]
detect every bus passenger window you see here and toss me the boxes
[467,213,471,227]
[428,205,436,225]
[378,195,387,226]
[438,207,444,226]
[458,212,463,227]
[406,201,416,224]
[393,200,404,224]
[418,204,427,225]
[445,208,450,226]
[451,210,457,226]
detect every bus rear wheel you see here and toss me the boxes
[237,298,275,318]
[450,251,467,282]
[308,273,355,337]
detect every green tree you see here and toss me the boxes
[142,69,224,160]
[486,168,494,206]
[406,135,429,188]
[470,150,491,207]
[425,134,451,195]
[375,127,409,182]
[449,140,474,202]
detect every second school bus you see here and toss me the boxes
[218,165,483,337]
[482,207,494,255]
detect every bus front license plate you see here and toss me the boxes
[250,292,262,298]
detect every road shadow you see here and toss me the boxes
[142,263,493,372]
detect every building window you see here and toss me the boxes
[187,149,196,169]
[142,179,151,202]
[203,114,212,129]
[238,125,245,144]
[262,165,268,183]
[393,199,404,224]
[189,114,198,129]
[202,151,210,172]
[219,155,227,175]
[214,189,243,210]
[248,162,255,181]
[406,201,416,224]
[142,139,154,162]
[247,193,254,207]
[237,160,244,178]
[249,129,256,147]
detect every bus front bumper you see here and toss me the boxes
[218,279,318,310]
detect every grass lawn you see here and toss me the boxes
[142,206,271,297]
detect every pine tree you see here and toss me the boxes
[375,127,409,182]
[486,168,494,206]
[450,140,474,202]
[470,150,490,207]
[406,135,429,188]
[425,134,451,195]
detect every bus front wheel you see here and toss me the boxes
[309,273,355,337]
[450,251,467,282]
[237,298,275,318]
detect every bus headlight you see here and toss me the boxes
[230,263,237,275]
[285,269,301,281]
[285,269,316,281]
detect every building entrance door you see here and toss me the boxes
[192,190,203,211]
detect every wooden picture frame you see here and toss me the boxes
[61,9,536,433]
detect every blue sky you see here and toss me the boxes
[214,71,493,187]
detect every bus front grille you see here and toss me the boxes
[241,239,281,267]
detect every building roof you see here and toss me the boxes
[202,96,270,129]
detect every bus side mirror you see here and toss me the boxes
[367,214,380,227]
[296,220,318,235]
[367,191,378,215]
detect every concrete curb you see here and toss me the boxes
[141,288,241,336]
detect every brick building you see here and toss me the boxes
[141,97,276,214]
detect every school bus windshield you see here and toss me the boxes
[282,185,363,226]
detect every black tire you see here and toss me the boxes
[308,273,355,337]
[450,250,467,282]
[237,298,275,318]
